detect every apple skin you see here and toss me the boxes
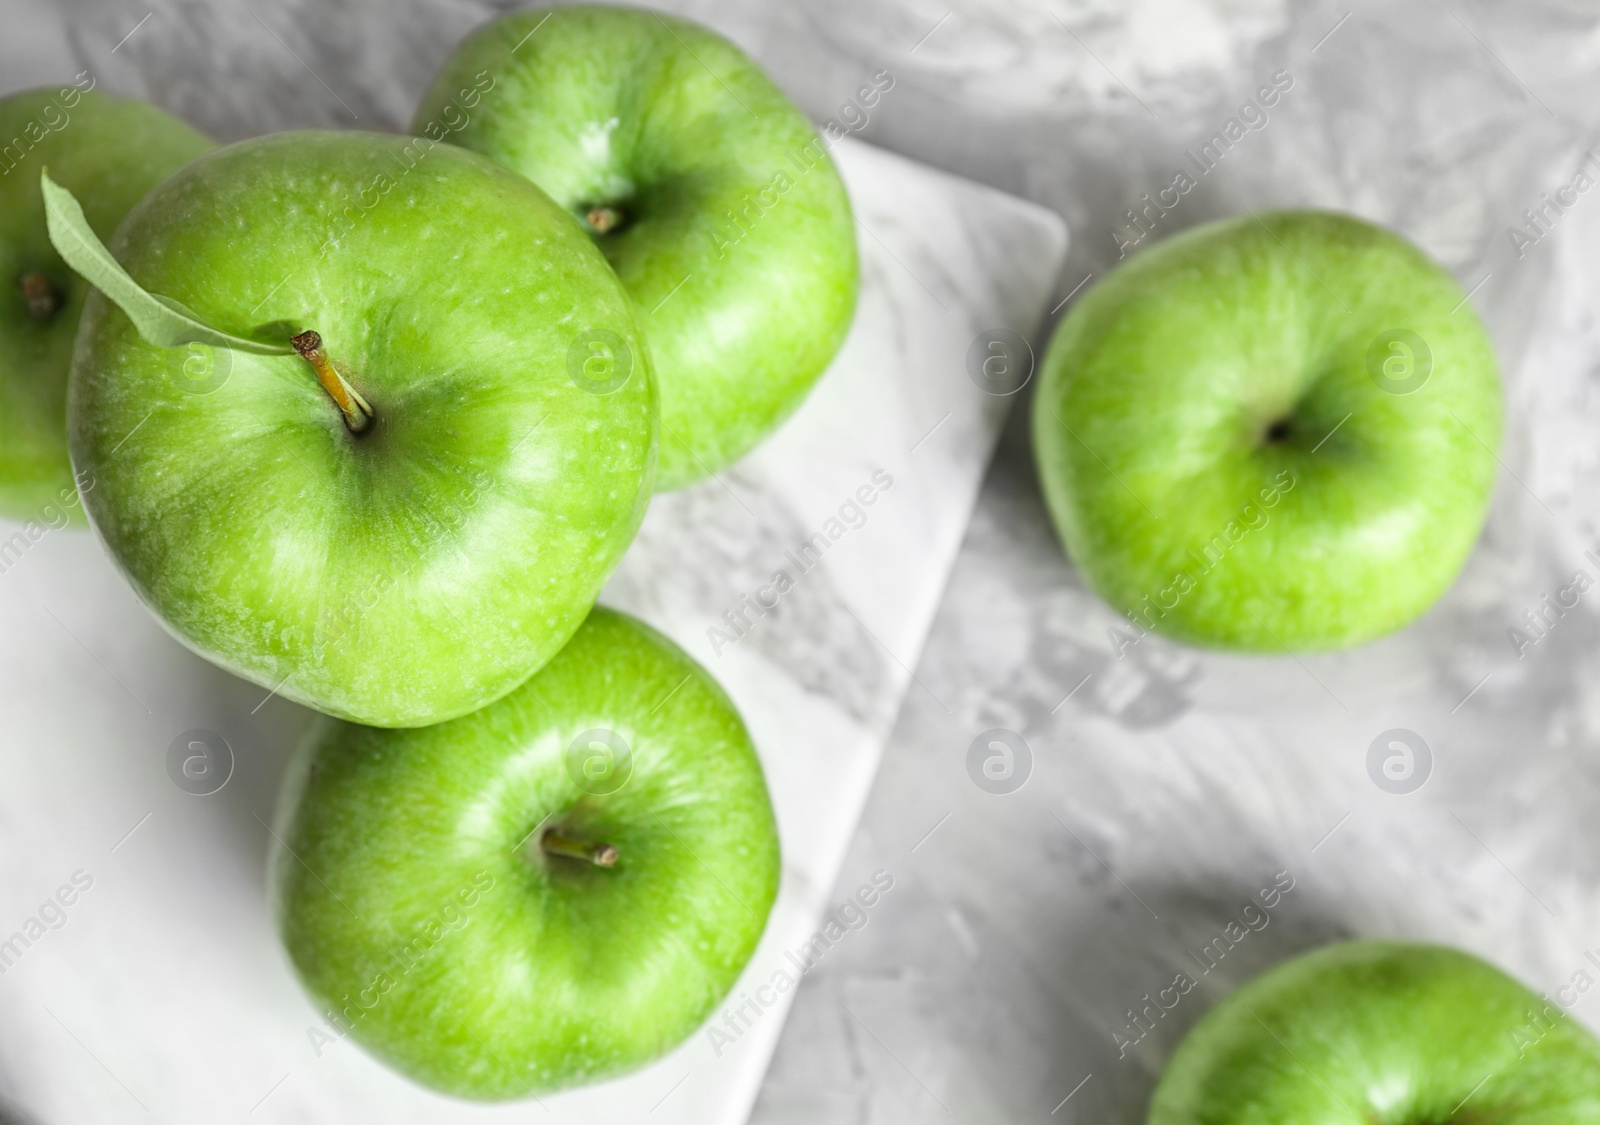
[0,87,211,523]
[68,131,655,727]
[272,606,780,1099]
[1034,211,1502,651]
[1150,941,1600,1123]
[413,5,859,489]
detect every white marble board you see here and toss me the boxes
[0,131,1066,1123]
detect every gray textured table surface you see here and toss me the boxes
[8,2,1600,1123]
[729,3,1600,1123]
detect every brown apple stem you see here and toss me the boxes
[585,205,623,234]
[20,272,59,320]
[541,828,619,868]
[291,330,373,433]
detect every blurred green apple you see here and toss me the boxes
[66,131,654,726]
[1034,211,1502,651]
[273,607,780,1098]
[414,5,858,489]
[1151,941,1600,1123]
[0,85,210,522]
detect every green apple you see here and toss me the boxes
[413,5,859,489]
[272,606,780,1099]
[1034,211,1502,651]
[1150,941,1600,1123]
[67,130,655,726]
[0,86,211,523]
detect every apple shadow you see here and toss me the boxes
[0,1092,39,1125]
[10,527,319,902]
[758,851,1356,1124]
[163,648,318,896]
[1030,875,1354,1125]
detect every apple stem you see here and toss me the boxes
[541,828,619,868]
[292,330,373,434]
[20,272,59,319]
[584,205,623,235]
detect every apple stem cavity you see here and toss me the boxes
[584,205,624,235]
[540,828,619,868]
[1263,417,1293,444]
[20,272,59,320]
[292,330,373,434]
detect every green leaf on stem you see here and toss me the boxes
[40,169,292,356]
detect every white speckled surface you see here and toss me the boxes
[8,1,1600,1123]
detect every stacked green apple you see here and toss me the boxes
[0,87,212,522]
[61,130,657,727]
[1151,942,1600,1123]
[274,608,779,1098]
[414,5,860,488]
[18,1,873,1101]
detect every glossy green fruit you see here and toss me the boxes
[272,607,780,1099]
[1034,211,1502,651]
[1151,941,1600,1124]
[68,131,655,726]
[414,5,858,488]
[0,86,210,522]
